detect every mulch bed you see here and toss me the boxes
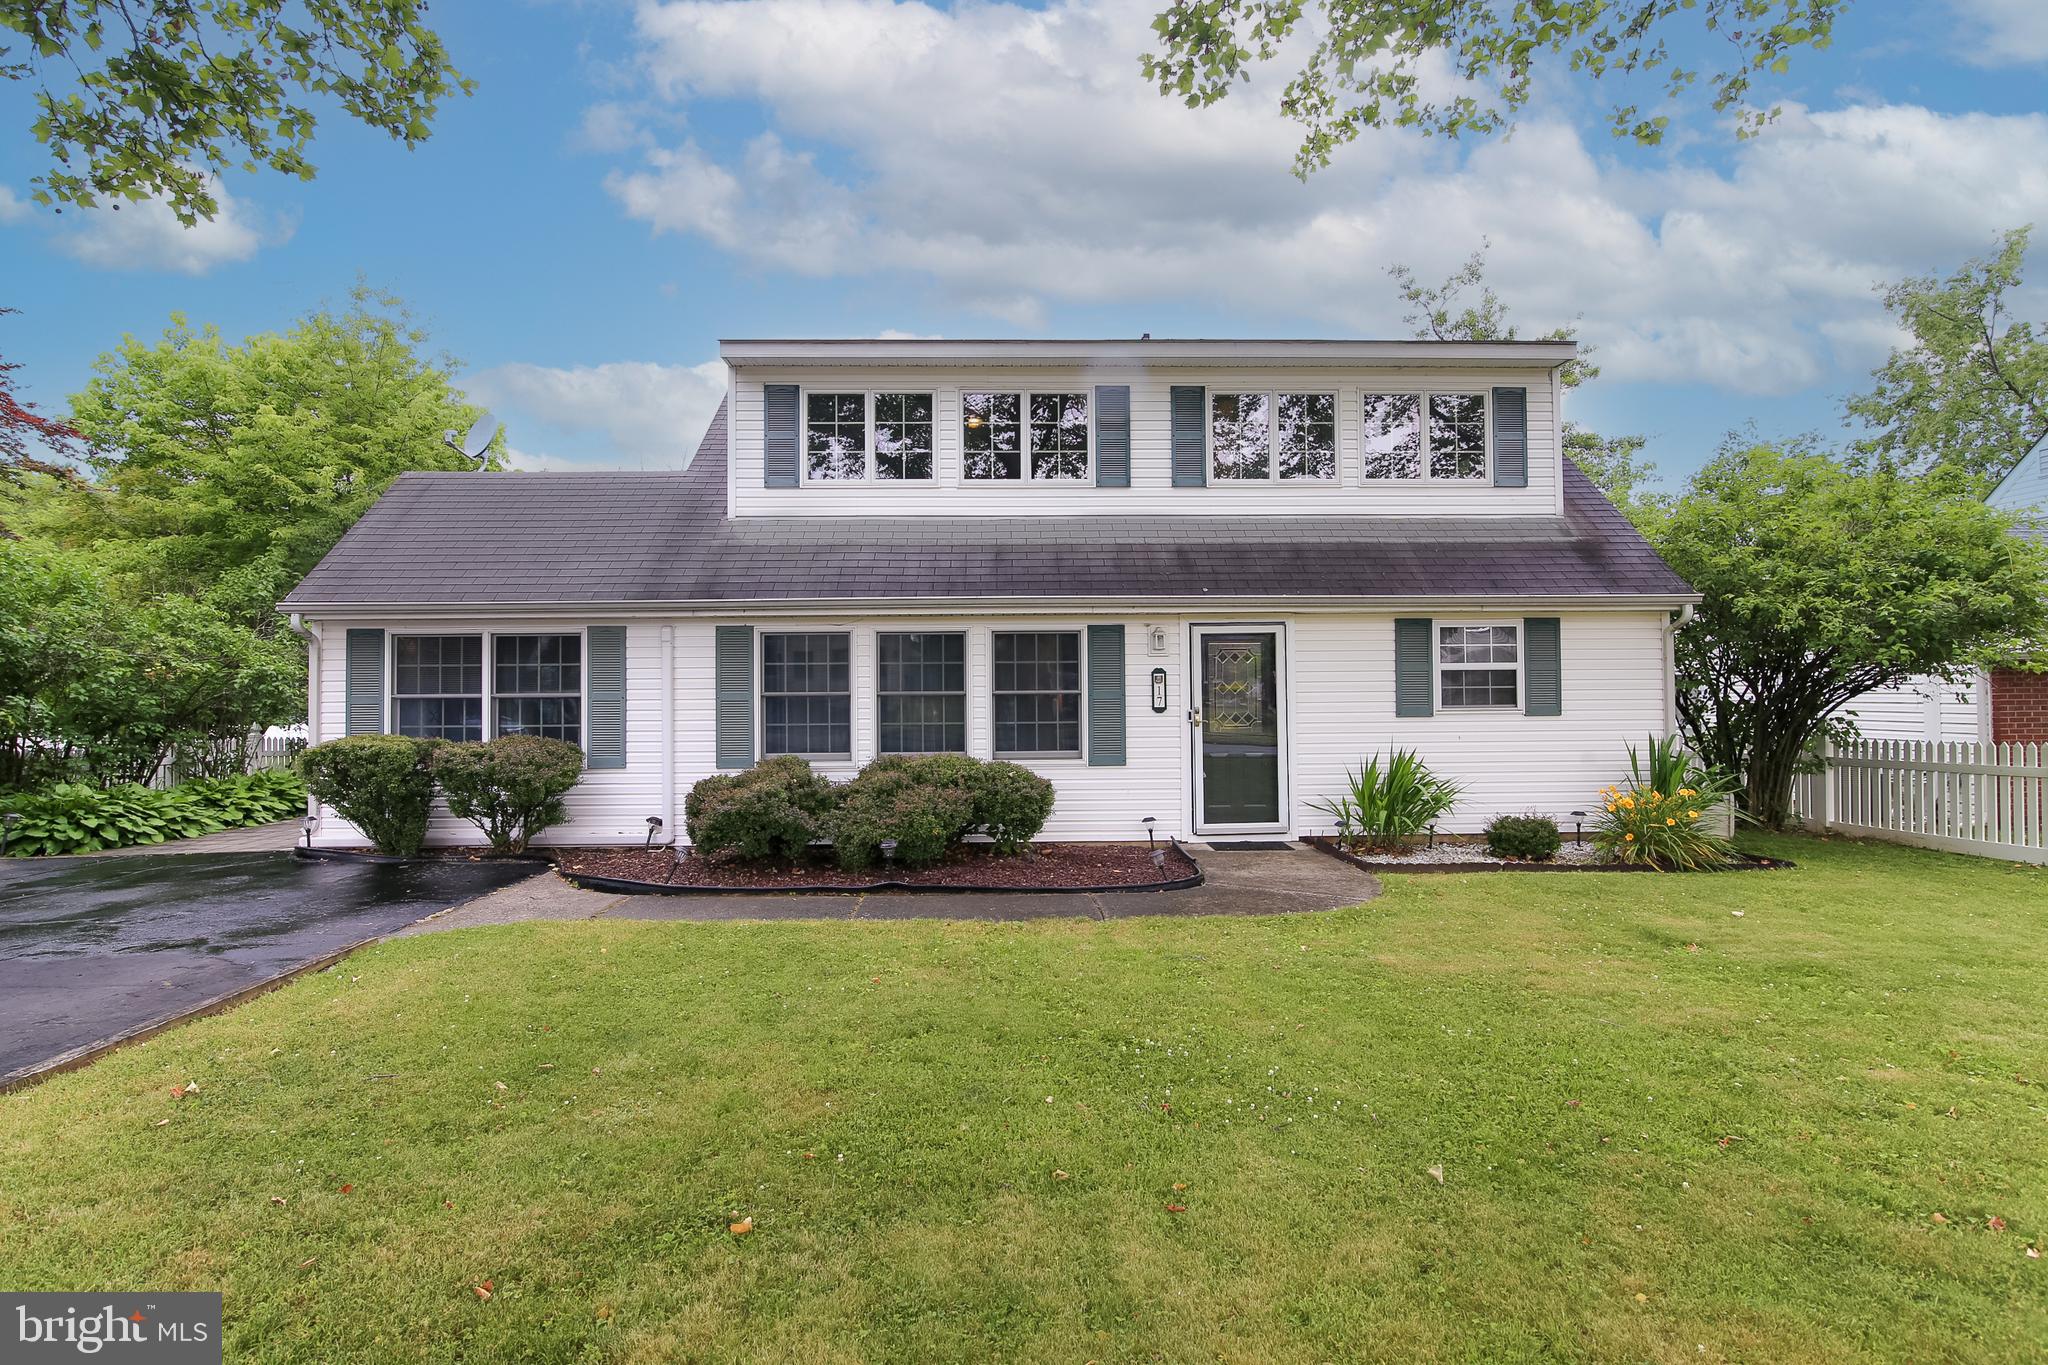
[554,841,1200,894]
[1307,836,1791,874]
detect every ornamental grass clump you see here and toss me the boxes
[1309,748,1463,854]
[1594,734,1738,871]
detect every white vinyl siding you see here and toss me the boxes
[728,366,1560,517]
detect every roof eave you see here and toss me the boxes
[717,338,1578,368]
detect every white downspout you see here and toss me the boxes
[1662,604,1693,738]
[286,613,322,830]
[660,623,678,846]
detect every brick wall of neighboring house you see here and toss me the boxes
[1990,668,2048,743]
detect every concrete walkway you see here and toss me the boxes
[78,819,303,857]
[402,846,1380,932]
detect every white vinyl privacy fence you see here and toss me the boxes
[1794,739,2048,864]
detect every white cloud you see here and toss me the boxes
[602,0,2048,396]
[466,359,726,469]
[1949,0,2048,65]
[52,176,289,274]
[0,185,29,225]
[573,101,653,153]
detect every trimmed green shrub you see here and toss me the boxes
[685,756,837,862]
[830,763,978,871]
[299,735,436,857]
[0,769,309,857]
[431,736,585,855]
[975,760,1056,853]
[1308,749,1464,853]
[1484,813,1562,861]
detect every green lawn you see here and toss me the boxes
[2,834,2044,1363]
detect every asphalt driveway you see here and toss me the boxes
[0,852,543,1087]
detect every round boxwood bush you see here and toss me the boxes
[685,755,836,862]
[430,736,585,855]
[975,760,1055,853]
[830,764,978,871]
[1484,813,1562,861]
[299,735,436,857]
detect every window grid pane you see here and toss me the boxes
[393,635,483,741]
[1277,392,1336,480]
[1361,393,1422,479]
[494,634,583,744]
[806,391,867,480]
[1028,393,1088,480]
[762,632,852,757]
[874,392,934,480]
[1438,626,1518,708]
[1428,393,1487,480]
[992,632,1082,755]
[1210,392,1271,481]
[963,392,1022,480]
[878,632,967,753]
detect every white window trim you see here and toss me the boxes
[1360,389,1491,485]
[388,631,486,742]
[1433,621,1524,712]
[757,629,854,762]
[875,629,971,755]
[1206,390,1339,484]
[798,387,940,485]
[385,627,592,754]
[960,389,1094,485]
[989,627,1087,761]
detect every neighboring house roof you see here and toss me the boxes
[281,401,1696,610]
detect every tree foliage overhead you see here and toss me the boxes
[1847,226,2047,489]
[1142,0,1852,175]
[1,307,82,488]
[1,0,471,224]
[1651,441,2047,828]
[11,283,497,622]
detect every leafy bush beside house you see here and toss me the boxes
[1484,813,1562,861]
[684,756,838,863]
[299,736,437,858]
[430,736,584,855]
[830,762,980,871]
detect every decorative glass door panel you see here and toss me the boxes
[1198,631,1281,827]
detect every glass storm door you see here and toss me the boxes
[1195,629,1283,831]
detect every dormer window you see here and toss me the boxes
[1211,391,1337,481]
[805,391,935,481]
[965,391,1089,481]
[1362,391,1488,481]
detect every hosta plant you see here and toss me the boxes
[1309,749,1464,854]
[1594,735,1739,871]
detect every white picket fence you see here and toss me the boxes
[145,731,302,790]
[1793,739,2048,864]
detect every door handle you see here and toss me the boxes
[1188,708,1202,726]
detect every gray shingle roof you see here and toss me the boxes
[282,401,1694,608]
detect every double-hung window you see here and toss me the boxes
[1438,625,1519,708]
[964,392,1089,481]
[962,391,1023,480]
[495,634,583,742]
[393,635,483,740]
[805,391,934,481]
[762,632,851,759]
[1361,391,1487,481]
[992,631,1082,757]
[878,632,966,753]
[1211,391,1336,481]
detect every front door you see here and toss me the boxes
[1194,628,1285,832]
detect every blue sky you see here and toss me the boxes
[3,0,2045,484]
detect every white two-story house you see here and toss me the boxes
[281,337,1699,847]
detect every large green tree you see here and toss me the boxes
[1142,0,1852,175]
[1652,441,2047,828]
[1,0,470,224]
[1847,226,2046,489]
[13,284,497,624]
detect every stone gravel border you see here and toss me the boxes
[1308,837,1792,875]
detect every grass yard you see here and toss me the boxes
[2,834,2044,1363]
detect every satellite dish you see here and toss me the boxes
[457,413,501,462]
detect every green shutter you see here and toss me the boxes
[1523,617,1562,717]
[1394,618,1433,718]
[1492,386,1527,488]
[345,628,385,735]
[1087,624,1126,766]
[715,625,755,769]
[764,384,799,487]
[1170,385,1206,487]
[586,626,627,767]
[1095,385,1130,487]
